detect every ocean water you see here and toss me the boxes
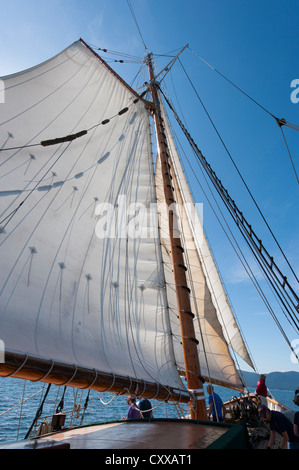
[0,377,297,444]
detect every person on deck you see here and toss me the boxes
[123,396,141,420]
[138,397,153,419]
[258,404,299,449]
[207,385,225,422]
[255,374,268,405]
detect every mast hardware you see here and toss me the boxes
[180,285,191,293]
[189,337,199,345]
[177,263,188,271]
[176,244,185,253]
[180,310,195,319]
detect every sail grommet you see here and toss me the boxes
[176,244,184,252]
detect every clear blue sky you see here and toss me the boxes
[0,0,298,375]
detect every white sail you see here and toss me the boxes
[0,41,186,392]
[155,99,254,390]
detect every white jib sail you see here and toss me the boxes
[0,41,186,393]
[155,99,254,390]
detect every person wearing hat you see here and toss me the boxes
[137,397,153,419]
[258,404,299,449]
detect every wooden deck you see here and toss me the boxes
[0,419,249,450]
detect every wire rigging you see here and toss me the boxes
[278,124,299,184]
[189,46,299,184]
[126,0,148,52]
[163,93,298,363]
[177,57,299,286]
[159,88,299,333]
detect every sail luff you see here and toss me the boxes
[79,38,146,105]
[146,53,207,420]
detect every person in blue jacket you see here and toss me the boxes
[207,385,225,422]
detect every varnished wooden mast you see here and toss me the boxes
[146,53,207,420]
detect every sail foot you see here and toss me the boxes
[0,351,190,404]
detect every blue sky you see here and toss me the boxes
[0,0,298,375]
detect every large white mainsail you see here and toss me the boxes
[155,98,254,390]
[0,40,186,395]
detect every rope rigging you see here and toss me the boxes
[169,114,298,359]
[159,88,299,335]
[126,0,149,53]
[0,100,140,153]
[25,383,52,439]
[277,122,299,184]
[177,57,299,286]
[188,46,299,184]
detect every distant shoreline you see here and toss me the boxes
[239,370,299,392]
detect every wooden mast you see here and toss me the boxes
[146,53,207,420]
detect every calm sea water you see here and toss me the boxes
[0,377,297,444]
